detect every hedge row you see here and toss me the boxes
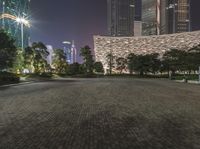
[0,72,20,83]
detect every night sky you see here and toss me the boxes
[30,0,200,50]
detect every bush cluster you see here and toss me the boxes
[0,72,20,83]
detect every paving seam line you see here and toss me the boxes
[0,81,36,88]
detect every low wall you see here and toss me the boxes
[94,31,200,68]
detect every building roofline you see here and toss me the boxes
[94,30,200,39]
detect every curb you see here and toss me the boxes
[0,81,35,88]
[175,80,200,85]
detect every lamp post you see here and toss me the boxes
[16,17,30,50]
[2,1,5,28]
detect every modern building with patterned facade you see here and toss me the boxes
[94,31,200,69]
[142,0,190,36]
[0,0,30,48]
[107,0,135,36]
[134,21,142,36]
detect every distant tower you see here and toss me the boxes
[46,45,54,66]
[71,40,77,63]
[63,41,71,63]
[107,0,135,36]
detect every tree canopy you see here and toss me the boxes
[80,46,94,74]
[53,49,68,74]
[0,29,17,71]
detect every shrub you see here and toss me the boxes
[0,72,20,83]
[67,63,82,75]
[94,62,104,73]
[39,72,52,78]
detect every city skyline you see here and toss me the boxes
[30,0,199,49]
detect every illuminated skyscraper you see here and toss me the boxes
[142,0,190,36]
[167,0,191,34]
[107,0,135,36]
[71,40,77,64]
[0,0,30,48]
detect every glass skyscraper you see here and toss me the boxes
[0,0,30,48]
[167,0,191,34]
[107,0,135,36]
[142,0,158,35]
[142,0,190,36]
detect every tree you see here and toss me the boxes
[32,42,49,59]
[13,48,24,74]
[32,42,49,73]
[106,53,115,75]
[80,46,94,74]
[68,63,81,75]
[24,46,34,73]
[94,62,104,73]
[163,49,187,74]
[116,57,127,74]
[184,52,197,74]
[128,53,160,75]
[131,55,150,75]
[188,44,200,72]
[23,42,50,74]
[127,53,137,74]
[0,29,17,71]
[53,49,68,74]
[148,53,161,74]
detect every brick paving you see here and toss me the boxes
[0,78,200,149]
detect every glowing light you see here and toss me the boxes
[0,13,30,27]
[15,17,30,27]
[16,17,21,22]
[63,41,71,44]
[0,13,16,20]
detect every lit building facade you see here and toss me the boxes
[107,0,135,36]
[94,31,200,70]
[134,21,142,36]
[142,0,190,36]
[0,0,30,48]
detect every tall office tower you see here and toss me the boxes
[107,0,135,36]
[142,0,190,36]
[0,0,30,48]
[71,40,77,63]
[46,45,54,66]
[166,0,190,34]
[142,0,166,35]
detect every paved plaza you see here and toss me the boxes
[0,78,200,149]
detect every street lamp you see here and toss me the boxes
[16,17,30,50]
